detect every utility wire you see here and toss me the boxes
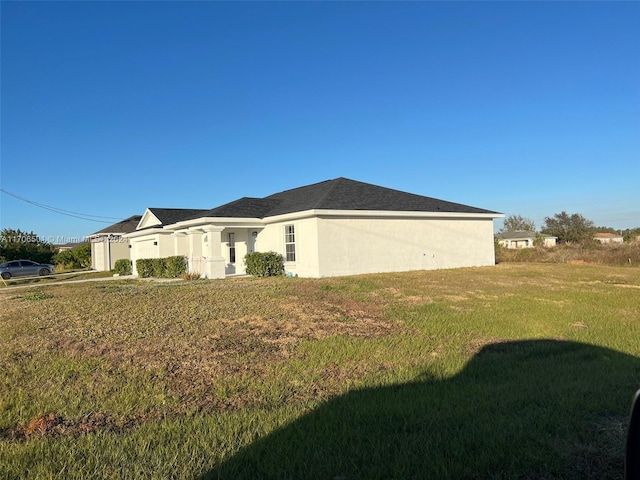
[1,188,122,223]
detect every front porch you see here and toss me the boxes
[173,226,261,279]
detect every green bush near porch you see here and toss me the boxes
[114,259,132,276]
[244,251,284,277]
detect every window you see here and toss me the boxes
[228,232,236,263]
[284,225,296,262]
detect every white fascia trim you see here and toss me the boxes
[87,232,125,239]
[123,228,170,239]
[263,209,504,223]
[168,217,265,230]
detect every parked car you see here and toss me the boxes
[0,259,55,279]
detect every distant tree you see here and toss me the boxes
[0,228,56,263]
[53,243,92,269]
[73,243,92,268]
[541,212,594,244]
[53,250,76,268]
[621,227,640,243]
[501,215,536,233]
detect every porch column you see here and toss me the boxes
[187,230,203,276]
[203,226,226,279]
[174,232,187,256]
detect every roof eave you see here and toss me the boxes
[123,227,171,238]
[264,209,504,223]
[169,216,265,230]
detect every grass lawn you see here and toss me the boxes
[1,263,639,479]
[0,269,115,288]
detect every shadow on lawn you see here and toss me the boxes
[201,340,640,480]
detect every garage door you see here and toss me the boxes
[136,240,157,259]
[93,242,106,271]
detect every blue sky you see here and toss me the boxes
[1,1,639,242]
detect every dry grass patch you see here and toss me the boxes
[1,264,639,479]
[1,277,411,437]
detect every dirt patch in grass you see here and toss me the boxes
[1,278,413,438]
[4,411,155,441]
[3,267,638,448]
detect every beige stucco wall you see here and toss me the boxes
[91,237,131,271]
[129,232,174,275]
[256,218,320,277]
[258,215,496,278]
[313,216,495,277]
[108,241,130,270]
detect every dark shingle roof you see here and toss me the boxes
[148,208,209,225]
[186,178,498,220]
[91,215,142,235]
[195,197,281,219]
[263,178,499,216]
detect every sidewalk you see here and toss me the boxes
[0,274,140,291]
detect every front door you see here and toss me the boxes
[226,232,236,274]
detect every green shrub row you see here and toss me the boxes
[114,259,132,275]
[136,256,187,278]
[244,251,284,277]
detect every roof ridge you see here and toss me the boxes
[313,177,345,209]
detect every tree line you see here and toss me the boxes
[0,228,91,268]
[500,213,640,244]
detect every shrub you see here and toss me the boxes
[181,271,202,281]
[114,259,132,275]
[152,258,165,278]
[136,259,154,278]
[53,243,91,270]
[244,251,285,277]
[164,256,187,278]
[136,256,188,278]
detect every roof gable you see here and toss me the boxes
[140,208,209,229]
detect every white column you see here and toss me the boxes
[187,230,203,276]
[203,226,226,279]
[174,232,187,256]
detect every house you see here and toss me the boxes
[88,215,142,271]
[594,232,624,244]
[56,242,85,252]
[124,178,503,278]
[496,230,557,249]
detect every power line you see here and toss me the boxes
[1,188,122,223]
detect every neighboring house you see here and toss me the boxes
[56,242,84,252]
[88,215,142,271]
[496,230,557,249]
[124,178,503,278]
[594,232,624,244]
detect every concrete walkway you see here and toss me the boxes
[0,274,157,291]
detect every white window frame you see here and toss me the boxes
[228,232,236,263]
[284,225,296,262]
